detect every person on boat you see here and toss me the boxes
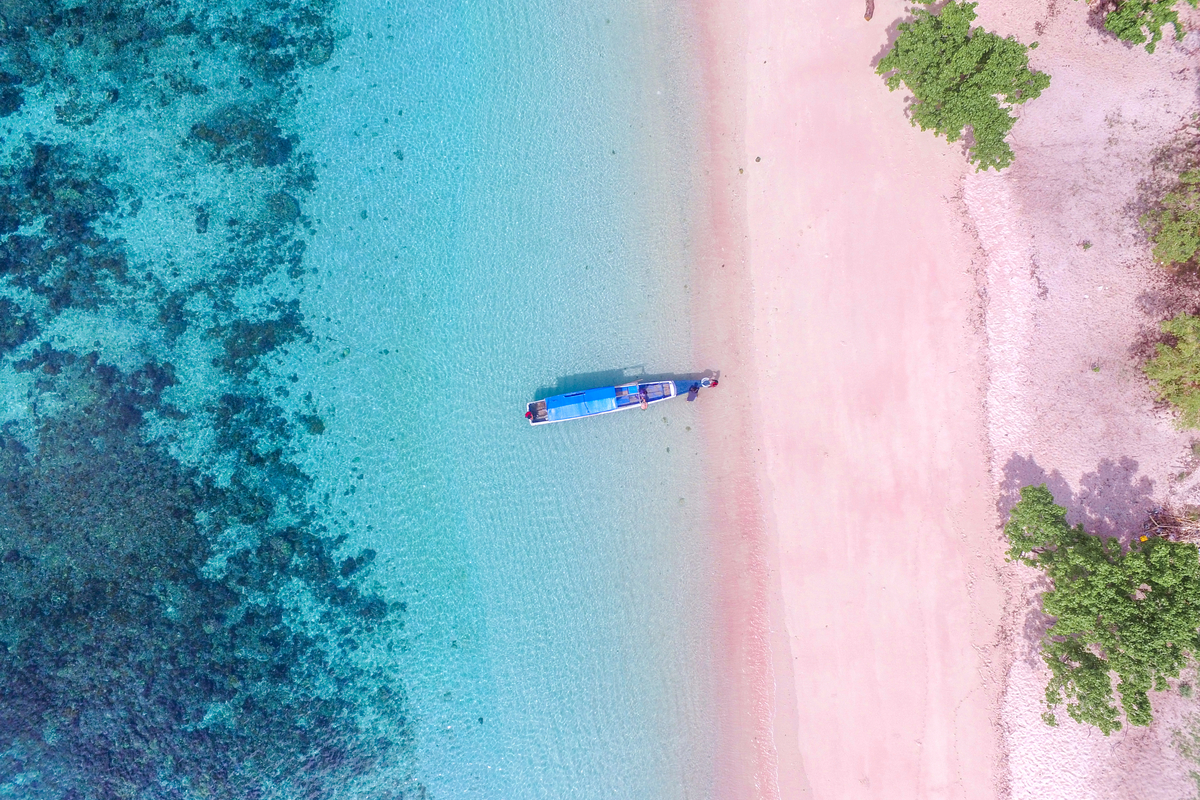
[525,410,533,420]
[639,388,648,410]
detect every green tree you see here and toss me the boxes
[1141,169,1200,269]
[1101,0,1197,53]
[1145,313,1200,428]
[1006,485,1200,733]
[876,1,1051,171]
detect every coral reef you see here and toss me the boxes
[0,144,127,311]
[0,0,419,797]
[0,350,401,799]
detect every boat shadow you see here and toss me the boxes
[532,367,720,401]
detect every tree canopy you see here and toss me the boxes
[1006,485,1200,733]
[1145,313,1200,428]
[1142,169,1200,270]
[875,1,1051,171]
[1101,0,1197,53]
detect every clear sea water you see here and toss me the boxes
[0,0,718,797]
[298,0,720,796]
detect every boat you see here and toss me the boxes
[525,377,715,425]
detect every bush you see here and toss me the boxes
[1100,0,1197,53]
[1006,485,1200,733]
[1142,169,1200,269]
[876,1,1050,171]
[1145,313,1200,428]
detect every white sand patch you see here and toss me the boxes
[965,170,1038,479]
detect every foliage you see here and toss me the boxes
[1142,169,1200,269]
[1006,485,1200,733]
[1145,313,1200,428]
[1101,0,1197,53]
[875,1,1051,171]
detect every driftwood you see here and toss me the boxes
[1144,507,1200,544]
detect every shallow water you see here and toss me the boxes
[0,0,717,797]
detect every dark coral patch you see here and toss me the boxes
[224,3,339,79]
[0,299,36,354]
[157,290,192,344]
[268,190,301,222]
[0,144,128,311]
[192,106,296,168]
[0,72,23,116]
[210,299,310,376]
[0,0,422,796]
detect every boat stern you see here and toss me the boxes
[526,399,548,424]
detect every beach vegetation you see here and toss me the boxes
[1006,484,1200,733]
[1097,0,1197,53]
[1141,169,1200,270]
[1145,313,1200,428]
[875,0,1051,171]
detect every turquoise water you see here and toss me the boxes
[0,0,718,797]
[300,1,719,797]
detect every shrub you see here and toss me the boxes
[1100,0,1197,53]
[1006,484,1200,733]
[1146,313,1200,428]
[1142,169,1200,269]
[875,1,1051,171]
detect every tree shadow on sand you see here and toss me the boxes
[871,14,910,69]
[1000,453,1156,660]
[999,453,1155,546]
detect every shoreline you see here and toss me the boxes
[688,0,794,795]
[692,0,1013,796]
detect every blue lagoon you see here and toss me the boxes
[0,0,721,797]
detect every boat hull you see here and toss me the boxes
[527,380,677,425]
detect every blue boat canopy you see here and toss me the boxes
[545,387,618,422]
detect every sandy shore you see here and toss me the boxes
[742,0,1010,793]
[693,0,1010,796]
[693,0,1200,795]
[688,0,791,794]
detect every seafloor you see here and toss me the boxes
[0,1,418,798]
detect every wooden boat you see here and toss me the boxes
[526,377,714,425]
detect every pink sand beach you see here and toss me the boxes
[693,0,1200,795]
[692,0,1017,796]
[736,0,1012,789]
